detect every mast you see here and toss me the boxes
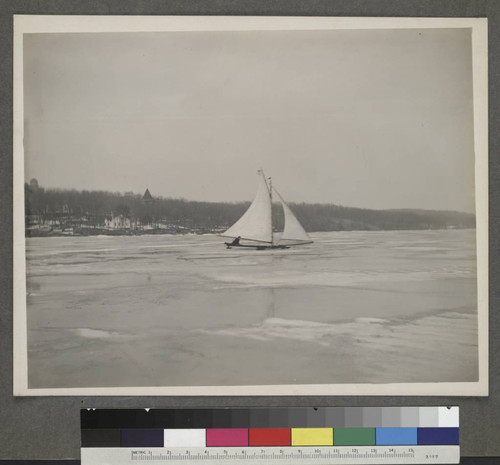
[257,168,273,245]
[269,175,273,246]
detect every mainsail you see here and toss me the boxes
[222,171,312,248]
[222,172,273,243]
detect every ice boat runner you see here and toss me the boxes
[222,170,313,250]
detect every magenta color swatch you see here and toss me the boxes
[206,428,249,447]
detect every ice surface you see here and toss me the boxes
[24,230,478,388]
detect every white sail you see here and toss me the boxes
[222,172,273,243]
[274,189,313,245]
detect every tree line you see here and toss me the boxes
[24,183,475,236]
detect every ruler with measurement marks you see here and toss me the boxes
[83,445,459,464]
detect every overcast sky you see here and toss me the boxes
[23,28,475,212]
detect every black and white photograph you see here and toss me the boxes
[13,16,488,395]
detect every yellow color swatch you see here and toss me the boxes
[291,428,333,446]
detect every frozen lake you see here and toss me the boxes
[25,230,478,388]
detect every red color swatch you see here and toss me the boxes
[249,428,291,446]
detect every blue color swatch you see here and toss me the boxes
[418,427,459,445]
[376,427,418,445]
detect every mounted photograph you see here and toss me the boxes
[13,15,488,395]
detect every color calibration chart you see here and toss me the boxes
[81,407,459,464]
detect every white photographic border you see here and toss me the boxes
[13,15,488,396]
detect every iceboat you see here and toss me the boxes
[221,170,313,250]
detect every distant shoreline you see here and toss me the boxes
[24,184,476,238]
[25,227,219,238]
[25,226,476,238]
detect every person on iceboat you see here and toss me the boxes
[231,236,241,246]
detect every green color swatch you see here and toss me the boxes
[334,428,376,446]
